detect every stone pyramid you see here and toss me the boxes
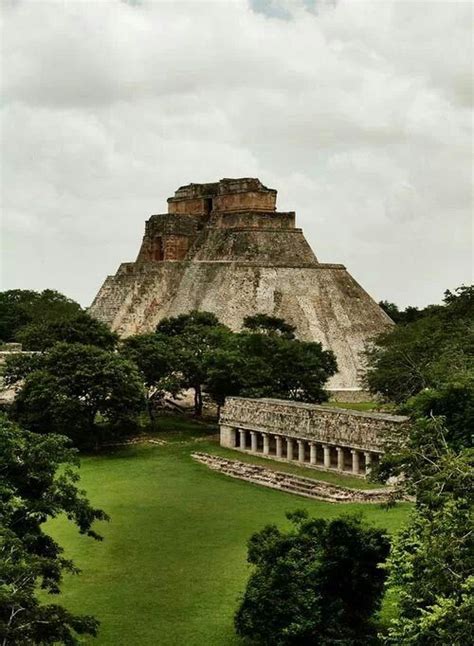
[89,178,392,395]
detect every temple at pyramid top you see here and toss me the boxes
[167,178,277,215]
[134,177,311,264]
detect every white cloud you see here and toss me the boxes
[1,0,472,307]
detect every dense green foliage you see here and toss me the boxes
[11,343,144,447]
[235,511,390,646]
[378,300,438,325]
[155,310,337,414]
[156,311,232,415]
[242,313,296,339]
[0,415,107,645]
[401,380,473,451]
[381,418,473,645]
[235,332,337,403]
[369,287,474,645]
[16,312,118,351]
[119,333,179,420]
[366,286,474,403]
[0,290,81,343]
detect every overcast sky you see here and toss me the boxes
[1,0,472,309]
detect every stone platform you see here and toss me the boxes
[192,452,393,503]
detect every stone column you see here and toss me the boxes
[250,431,258,453]
[310,442,317,465]
[275,436,283,458]
[323,444,331,468]
[351,449,360,474]
[220,425,236,448]
[364,452,372,476]
[336,447,344,471]
[297,440,305,463]
[286,437,294,461]
[239,429,247,451]
[263,433,270,456]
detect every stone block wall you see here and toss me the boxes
[220,397,408,453]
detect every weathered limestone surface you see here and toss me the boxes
[89,178,392,389]
[221,397,408,453]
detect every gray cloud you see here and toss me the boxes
[1,0,472,308]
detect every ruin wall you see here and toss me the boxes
[220,397,409,452]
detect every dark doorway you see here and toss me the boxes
[204,197,213,215]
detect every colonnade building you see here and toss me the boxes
[219,397,409,478]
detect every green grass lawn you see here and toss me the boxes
[326,401,396,412]
[49,418,410,646]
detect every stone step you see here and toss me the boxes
[191,452,393,503]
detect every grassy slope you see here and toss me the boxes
[49,419,410,646]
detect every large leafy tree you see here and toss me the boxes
[379,417,473,645]
[0,415,108,645]
[16,312,118,351]
[119,333,180,421]
[0,290,81,343]
[203,344,253,415]
[11,343,145,447]
[235,511,390,646]
[401,379,474,451]
[237,332,337,403]
[156,311,337,413]
[156,311,232,416]
[365,286,474,403]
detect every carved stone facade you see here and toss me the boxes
[220,397,409,478]
[89,177,393,390]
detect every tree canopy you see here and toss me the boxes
[16,312,118,351]
[156,311,231,416]
[11,343,145,447]
[0,415,107,645]
[154,311,337,414]
[380,417,473,645]
[366,286,474,403]
[119,333,179,421]
[0,290,81,343]
[235,511,389,646]
[242,313,296,339]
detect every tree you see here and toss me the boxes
[154,311,337,413]
[13,343,145,447]
[119,333,179,422]
[203,344,250,416]
[379,418,473,645]
[16,312,118,351]
[243,313,296,339]
[237,332,337,403]
[0,415,108,645]
[156,311,231,416]
[378,301,400,323]
[0,290,81,343]
[235,511,390,646]
[378,300,441,325]
[365,286,474,403]
[402,379,474,451]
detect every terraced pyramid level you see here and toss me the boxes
[89,178,392,392]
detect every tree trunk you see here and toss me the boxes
[194,385,203,417]
[146,393,156,425]
[88,407,100,451]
